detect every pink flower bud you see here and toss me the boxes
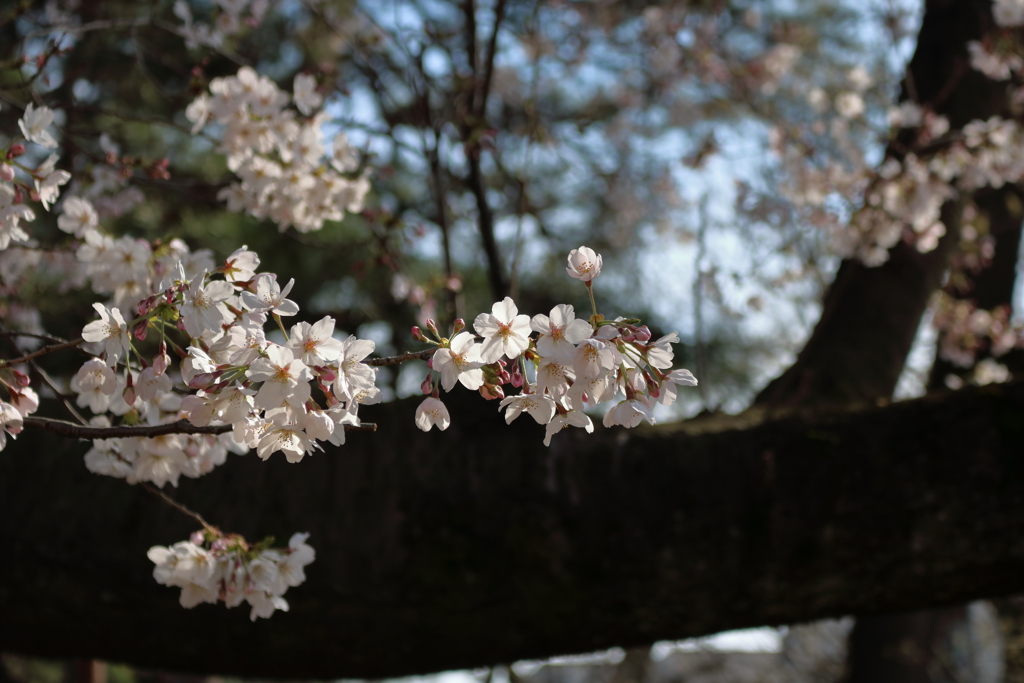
[510,368,524,388]
[190,530,205,546]
[426,318,439,337]
[411,325,426,342]
[211,538,229,552]
[133,321,148,341]
[188,372,218,390]
[452,318,465,334]
[479,384,504,400]
[319,367,336,382]
[153,353,171,375]
[8,144,25,158]
[634,326,652,342]
[620,330,636,342]
[123,385,137,407]
[421,379,433,395]
[0,165,14,181]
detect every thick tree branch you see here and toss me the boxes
[4,382,1024,677]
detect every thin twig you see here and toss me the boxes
[0,337,85,368]
[140,482,218,533]
[365,348,437,367]
[25,17,152,38]
[22,416,378,439]
[29,360,88,426]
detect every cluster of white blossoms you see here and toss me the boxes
[148,529,314,621]
[67,245,382,487]
[413,247,698,446]
[931,293,1019,368]
[775,92,1024,266]
[185,66,370,233]
[0,104,70,250]
[0,369,36,451]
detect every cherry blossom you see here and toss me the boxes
[415,397,450,431]
[565,246,603,282]
[18,103,58,149]
[474,297,532,363]
[531,304,593,364]
[81,303,131,366]
[433,332,485,392]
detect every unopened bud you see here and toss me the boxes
[0,165,14,182]
[188,372,219,390]
[634,325,652,342]
[452,318,465,334]
[411,325,427,342]
[8,144,25,158]
[133,321,148,341]
[319,367,336,382]
[421,379,432,395]
[190,530,205,546]
[498,370,512,384]
[510,365,524,388]
[620,330,636,343]
[123,385,137,407]
[479,384,504,401]
[154,353,171,375]
[425,318,439,337]
[12,369,30,387]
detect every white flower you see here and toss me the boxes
[499,393,556,425]
[543,410,593,447]
[646,332,679,369]
[531,304,593,364]
[602,397,656,428]
[433,332,485,392]
[81,303,131,366]
[293,74,323,115]
[180,271,234,339]
[35,169,71,211]
[657,368,698,406]
[137,365,173,402]
[19,103,58,149]
[0,402,23,451]
[240,273,300,316]
[473,296,532,363]
[333,336,377,401]
[256,410,316,462]
[57,197,99,237]
[247,345,312,410]
[415,397,450,431]
[565,246,603,282]
[278,532,315,587]
[223,245,260,282]
[72,358,117,412]
[573,338,619,380]
[287,316,345,365]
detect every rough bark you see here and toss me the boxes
[4,382,1024,678]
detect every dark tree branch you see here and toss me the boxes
[21,416,377,440]
[0,337,85,369]
[4,382,1024,677]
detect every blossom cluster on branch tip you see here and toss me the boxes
[413,246,698,447]
[186,66,369,233]
[149,529,314,621]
